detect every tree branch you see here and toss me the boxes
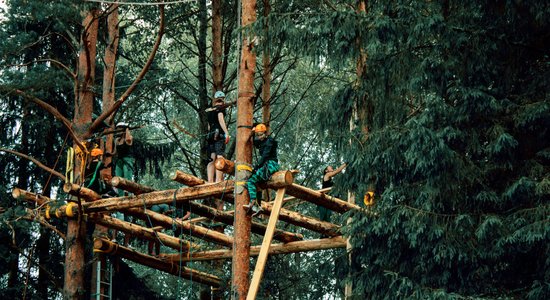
[0,148,66,182]
[4,88,86,152]
[8,59,76,78]
[89,4,166,135]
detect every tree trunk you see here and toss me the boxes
[232,0,257,297]
[212,0,223,92]
[64,7,99,300]
[100,3,119,178]
[198,0,210,179]
[262,0,271,130]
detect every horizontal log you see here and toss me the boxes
[110,176,155,195]
[261,170,294,189]
[260,203,340,237]
[94,237,220,287]
[161,236,347,263]
[63,182,101,201]
[171,170,205,186]
[214,157,234,174]
[184,201,303,243]
[285,183,360,213]
[89,214,199,251]
[124,207,233,248]
[214,158,294,189]
[83,180,235,213]
[12,188,51,206]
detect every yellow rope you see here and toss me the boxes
[236,164,252,172]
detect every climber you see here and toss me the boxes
[84,147,107,194]
[112,122,134,196]
[243,123,279,215]
[319,162,347,222]
[205,91,231,184]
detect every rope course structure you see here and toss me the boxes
[12,156,363,298]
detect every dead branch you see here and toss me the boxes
[89,4,166,135]
[0,148,66,182]
[0,88,86,152]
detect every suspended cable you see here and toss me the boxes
[85,0,198,6]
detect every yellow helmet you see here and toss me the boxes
[254,123,267,133]
[91,148,103,157]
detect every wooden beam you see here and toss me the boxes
[83,180,235,213]
[214,157,295,189]
[108,178,234,247]
[13,188,51,206]
[110,176,155,195]
[63,182,101,202]
[93,237,221,287]
[124,207,234,247]
[260,203,340,237]
[162,236,347,262]
[214,157,234,174]
[89,214,199,252]
[171,170,206,186]
[285,183,361,213]
[184,200,303,243]
[247,188,286,300]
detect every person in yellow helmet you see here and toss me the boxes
[243,123,279,215]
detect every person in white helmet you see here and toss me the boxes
[205,90,230,183]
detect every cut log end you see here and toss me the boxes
[110,176,121,187]
[12,188,22,199]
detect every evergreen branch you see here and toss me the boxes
[8,59,76,78]
[23,209,66,240]
[7,237,63,292]
[89,4,166,135]
[3,88,86,152]
[0,148,66,182]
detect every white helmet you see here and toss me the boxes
[116,122,128,128]
[214,91,225,99]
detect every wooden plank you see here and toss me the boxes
[160,236,347,263]
[246,188,286,300]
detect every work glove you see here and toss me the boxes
[225,135,230,144]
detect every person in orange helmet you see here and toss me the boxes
[243,123,279,215]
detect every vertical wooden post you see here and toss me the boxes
[232,0,257,298]
[65,7,98,300]
[246,188,286,300]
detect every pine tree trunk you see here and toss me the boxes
[212,0,223,92]
[64,7,98,300]
[232,0,257,298]
[198,0,210,180]
[262,0,271,129]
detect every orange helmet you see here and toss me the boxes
[254,124,267,133]
[91,148,103,157]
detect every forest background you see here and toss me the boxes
[0,0,548,299]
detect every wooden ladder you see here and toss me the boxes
[246,188,286,300]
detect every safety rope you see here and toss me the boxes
[44,132,69,192]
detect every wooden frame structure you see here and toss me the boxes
[13,166,361,298]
